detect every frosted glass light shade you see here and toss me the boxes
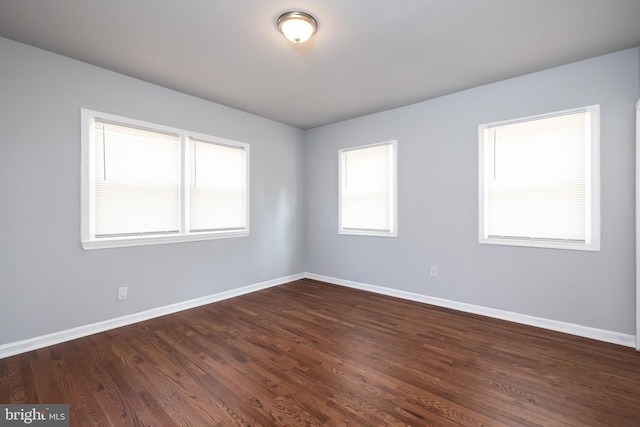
[277,11,317,44]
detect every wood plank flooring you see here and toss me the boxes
[1,278,640,426]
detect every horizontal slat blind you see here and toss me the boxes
[485,111,587,242]
[94,120,180,237]
[189,139,246,232]
[341,143,393,232]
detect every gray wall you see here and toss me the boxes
[0,37,305,344]
[304,48,639,335]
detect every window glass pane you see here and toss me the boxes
[94,121,180,237]
[341,143,394,233]
[189,139,246,232]
[481,109,593,245]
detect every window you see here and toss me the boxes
[339,140,397,237]
[81,109,249,249]
[478,105,600,251]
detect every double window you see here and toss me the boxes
[478,105,600,251]
[339,140,398,237]
[81,109,249,249]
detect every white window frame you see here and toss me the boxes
[478,105,600,251]
[81,109,249,250]
[339,140,398,237]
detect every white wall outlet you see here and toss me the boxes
[429,265,438,277]
[117,286,128,301]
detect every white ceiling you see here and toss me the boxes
[0,0,639,129]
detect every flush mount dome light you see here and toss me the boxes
[277,11,317,44]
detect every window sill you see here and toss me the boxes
[339,229,398,238]
[82,230,249,250]
[479,237,600,251]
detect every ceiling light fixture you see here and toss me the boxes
[277,11,317,44]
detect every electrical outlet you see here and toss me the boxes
[117,286,128,301]
[429,265,438,277]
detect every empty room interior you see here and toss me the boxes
[1,1,640,425]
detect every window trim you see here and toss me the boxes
[478,105,600,251]
[338,140,398,238]
[81,109,250,250]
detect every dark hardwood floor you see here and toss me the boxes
[1,278,640,426]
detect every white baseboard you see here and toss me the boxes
[0,273,304,359]
[304,273,636,348]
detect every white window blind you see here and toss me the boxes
[340,141,397,236]
[94,120,180,237]
[189,139,247,232]
[479,106,600,250]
